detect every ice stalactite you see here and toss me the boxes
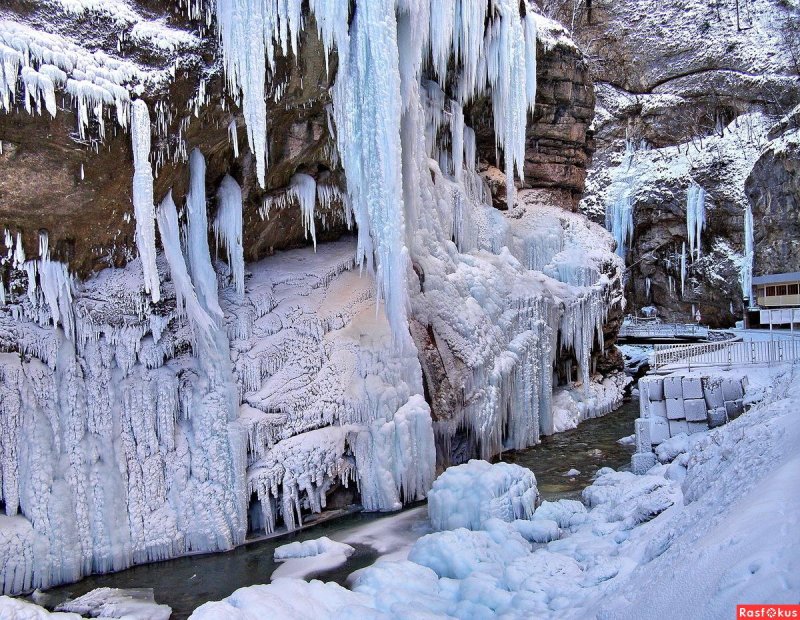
[740,203,754,301]
[131,100,161,304]
[213,175,245,296]
[686,182,706,260]
[486,0,531,209]
[646,277,651,300]
[680,242,687,298]
[186,148,223,323]
[259,173,319,248]
[227,120,239,158]
[212,0,539,345]
[156,191,214,338]
[331,0,411,349]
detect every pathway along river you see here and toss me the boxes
[36,398,640,619]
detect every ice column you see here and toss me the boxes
[740,203,754,301]
[131,100,160,303]
[606,192,634,259]
[213,175,245,296]
[680,242,687,298]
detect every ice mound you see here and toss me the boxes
[274,537,355,560]
[271,536,356,580]
[427,460,538,531]
[408,519,530,579]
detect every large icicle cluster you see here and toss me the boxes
[212,0,541,345]
[0,0,625,596]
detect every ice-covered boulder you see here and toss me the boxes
[427,460,538,531]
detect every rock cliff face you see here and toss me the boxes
[469,33,595,210]
[745,107,800,278]
[567,0,800,325]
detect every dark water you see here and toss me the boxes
[36,510,393,619]
[497,397,640,500]
[36,399,639,618]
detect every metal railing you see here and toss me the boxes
[619,321,709,339]
[651,339,800,370]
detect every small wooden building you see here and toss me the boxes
[753,272,800,308]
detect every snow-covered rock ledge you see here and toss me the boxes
[178,364,799,618]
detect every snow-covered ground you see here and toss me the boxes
[179,363,797,618]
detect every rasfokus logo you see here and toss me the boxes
[737,605,800,618]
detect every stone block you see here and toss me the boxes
[725,399,744,420]
[707,407,728,428]
[703,377,725,408]
[639,393,651,418]
[631,452,658,475]
[668,419,689,437]
[650,400,668,418]
[682,377,704,400]
[635,418,651,453]
[644,377,664,401]
[684,398,708,422]
[664,376,683,399]
[666,398,685,420]
[722,378,744,402]
[687,422,708,435]
[649,416,670,445]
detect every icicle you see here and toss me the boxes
[131,100,161,303]
[686,182,706,260]
[740,203,754,301]
[156,191,214,338]
[680,242,686,298]
[228,120,239,158]
[186,148,223,322]
[13,232,25,268]
[450,100,464,184]
[605,192,633,259]
[213,175,245,295]
[331,0,412,349]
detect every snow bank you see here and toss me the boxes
[55,587,171,620]
[427,460,538,531]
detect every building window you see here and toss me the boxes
[767,286,776,296]
[777,285,788,296]
[789,284,799,295]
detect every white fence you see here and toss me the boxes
[651,339,800,370]
[619,322,709,340]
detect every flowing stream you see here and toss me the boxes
[35,399,639,619]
